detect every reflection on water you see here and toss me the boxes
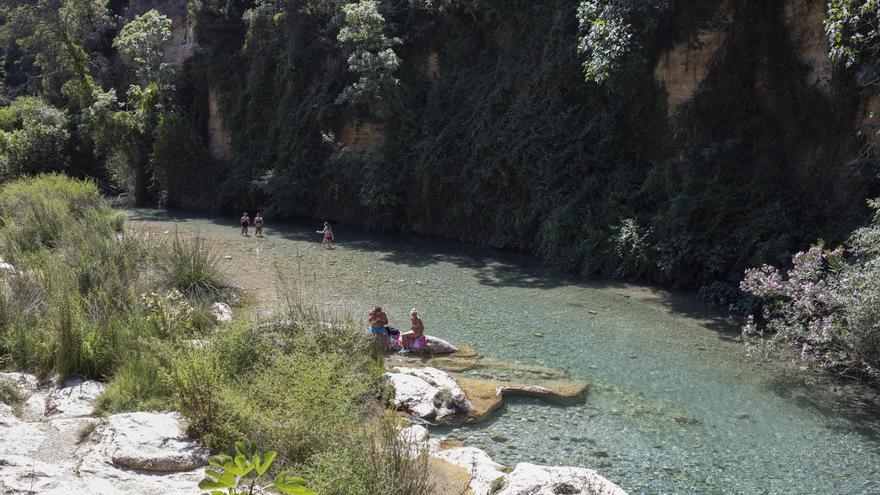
[129,210,880,495]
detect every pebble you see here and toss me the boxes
[735,412,750,420]
[590,449,609,458]
[490,433,509,443]
[533,332,545,338]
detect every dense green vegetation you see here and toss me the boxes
[0,0,878,291]
[1,1,879,381]
[0,175,430,495]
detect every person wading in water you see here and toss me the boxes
[240,212,250,237]
[254,212,264,238]
[317,221,334,248]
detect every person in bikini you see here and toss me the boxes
[254,212,264,238]
[399,308,425,354]
[317,221,333,248]
[240,212,250,236]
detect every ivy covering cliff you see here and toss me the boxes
[2,0,879,291]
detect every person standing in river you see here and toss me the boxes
[254,212,264,238]
[317,221,333,248]
[240,212,250,237]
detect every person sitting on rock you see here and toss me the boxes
[399,308,425,354]
[368,306,388,336]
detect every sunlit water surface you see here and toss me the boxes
[130,210,880,494]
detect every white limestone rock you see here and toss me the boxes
[0,372,40,396]
[385,372,440,420]
[210,302,233,323]
[423,335,458,354]
[430,445,508,495]
[397,424,428,459]
[385,367,474,421]
[0,421,45,456]
[98,412,209,472]
[45,378,105,418]
[494,463,627,495]
[0,454,82,494]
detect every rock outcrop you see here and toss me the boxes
[0,372,208,495]
[494,463,626,495]
[430,442,508,495]
[45,377,106,418]
[385,366,473,422]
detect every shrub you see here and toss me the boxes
[741,199,880,382]
[162,232,228,302]
[0,97,70,180]
[0,174,107,257]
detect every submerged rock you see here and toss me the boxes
[210,302,233,323]
[495,463,626,495]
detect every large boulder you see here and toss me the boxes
[99,412,209,472]
[378,333,458,354]
[494,463,626,495]
[75,412,207,494]
[384,367,473,422]
[423,335,458,354]
[430,443,508,495]
[45,377,105,418]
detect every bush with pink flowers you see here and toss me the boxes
[741,200,880,383]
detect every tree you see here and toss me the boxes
[0,0,112,105]
[577,0,668,83]
[0,96,70,180]
[113,9,174,84]
[336,0,400,105]
[826,0,880,85]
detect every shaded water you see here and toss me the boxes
[130,210,880,494]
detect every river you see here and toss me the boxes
[129,210,880,495]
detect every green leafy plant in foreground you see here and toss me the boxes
[199,442,316,495]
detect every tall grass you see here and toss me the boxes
[162,232,228,302]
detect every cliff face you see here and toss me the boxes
[178,0,878,287]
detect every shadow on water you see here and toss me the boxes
[763,369,880,446]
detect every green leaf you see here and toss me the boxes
[273,471,316,495]
[198,469,237,490]
[256,451,276,476]
[209,454,232,468]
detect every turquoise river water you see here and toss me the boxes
[129,210,880,495]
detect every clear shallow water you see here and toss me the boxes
[130,210,880,494]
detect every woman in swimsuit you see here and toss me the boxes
[240,212,250,236]
[317,222,333,248]
[400,308,425,354]
[254,212,264,238]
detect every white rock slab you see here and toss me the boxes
[431,445,508,495]
[495,463,627,495]
[45,378,105,418]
